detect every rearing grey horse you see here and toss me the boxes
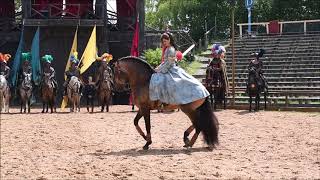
[0,75,10,113]
[19,73,33,113]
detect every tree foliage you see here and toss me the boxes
[146,0,320,41]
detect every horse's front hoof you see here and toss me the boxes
[207,145,215,151]
[143,141,152,150]
[183,144,192,148]
[183,138,190,147]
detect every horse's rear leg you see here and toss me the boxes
[28,99,31,113]
[42,101,45,113]
[142,110,152,150]
[134,111,146,140]
[106,97,109,112]
[264,91,267,110]
[20,100,23,113]
[187,129,200,147]
[101,99,105,112]
[255,94,260,111]
[87,98,90,112]
[223,94,226,110]
[249,95,252,112]
[5,95,10,113]
[183,125,194,147]
[91,98,94,113]
[49,100,53,113]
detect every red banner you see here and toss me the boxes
[130,20,139,57]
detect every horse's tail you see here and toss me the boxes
[194,98,219,145]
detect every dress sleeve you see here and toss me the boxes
[157,47,176,73]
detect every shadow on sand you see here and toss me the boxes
[89,147,213,158]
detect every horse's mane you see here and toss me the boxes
[116,56,155,74]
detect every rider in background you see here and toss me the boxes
[63,54,82,96]
[207,44,229,92]
[95,52,113,90]
[18,52,32,85]
[248,49,267,89]
[0,53,11,81]
[41,54,58,95]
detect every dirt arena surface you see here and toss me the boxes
[0,106,319,179]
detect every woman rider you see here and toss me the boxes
[149,33,210,105]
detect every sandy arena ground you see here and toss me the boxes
[0,106,319,179]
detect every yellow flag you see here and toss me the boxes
[80,26,97,74]
[61,28,78,111]
[64,28,78,80]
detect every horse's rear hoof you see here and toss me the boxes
[207,145,215,151]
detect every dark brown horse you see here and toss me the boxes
[205,67,226,110]
[247,67,267,111]
[41,72,56,113]
[98,67,113,112]
[111,56,219,150]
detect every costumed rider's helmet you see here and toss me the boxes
[211,44,226,57]
[42,54,53,64]
[98,53,113,63]
[70,52,79,65]
[0,53,11,64]
[22,52,31,65]
[250,49,265,59]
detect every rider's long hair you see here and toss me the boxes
[161,32,178,50]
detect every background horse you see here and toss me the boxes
[247,67,267,111]
[205,67,226,110]
[41,73,56,113]
[0,75,10,113]
[67,76,81,112]
[98,67,112,112]
[19,73,32,113]
[111,56,219,150]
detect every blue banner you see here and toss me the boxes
[245,0,254,9]
[10,27,24,87]
[245,0,254,34]
[31,27,41,85]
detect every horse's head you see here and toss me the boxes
[248,67,258,91]
[43,73,53,86]
[111,56,155,92]
[0,75,7,90]
[103,67,113,81]
[22,73,32,89]
[206,67,222,87]
[68,76,81,93]
[112,61,129,91]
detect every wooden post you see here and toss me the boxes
[239,25,243,38]
[22,0,31,19]
[304,21,307,34]
[231,4,236,106]
[285,94,289,107]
